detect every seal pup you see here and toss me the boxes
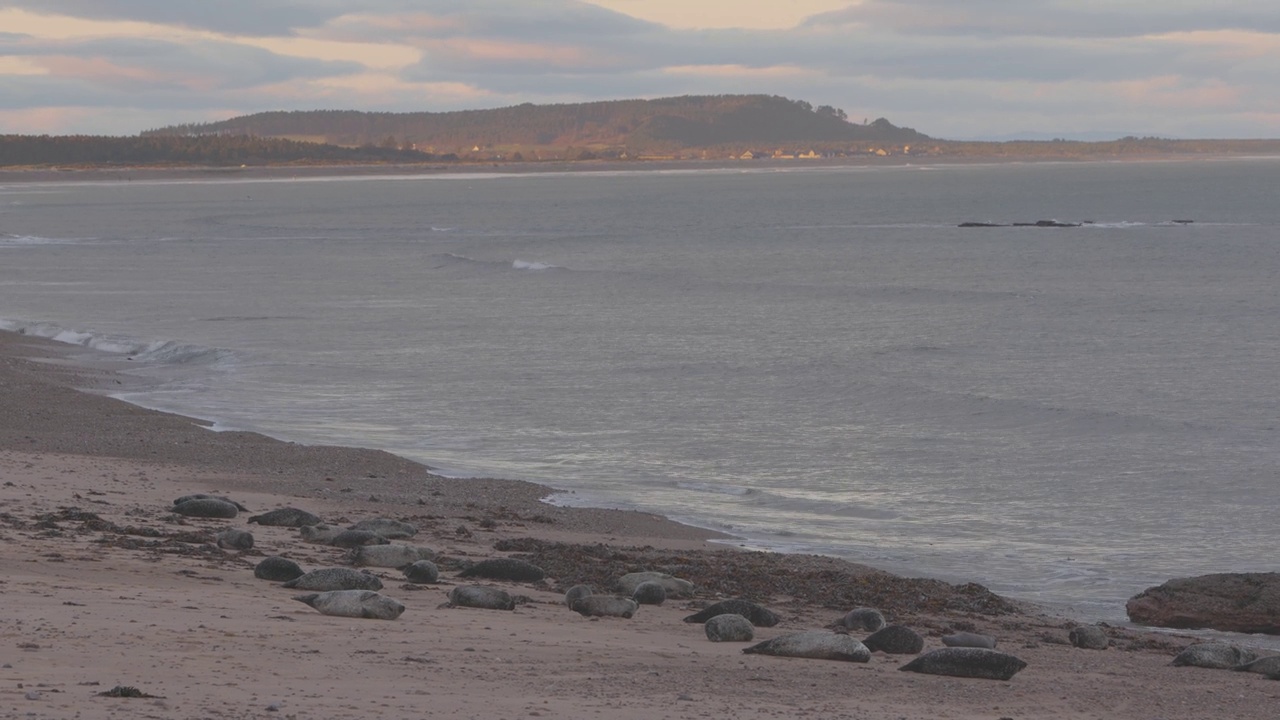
[448,585,515,611]
[294,590,405,620]
[1068,625,1109,650]
[1233,656,1280,676]
[402,560,439,584]
[172,498,239,519]
[327,529,391,549]
[942,632,997,650]
[299,524,343,544]
[863,625,925,654]
[683,599,779,628]
[617,572,694,599]
[743,631,871,662]
[457,558,546,582]
[215,528,254,550]
[174,494,248,512]
[705,614,754,642]
[1171,642,1259,669]
[571,595,638,619]
[631,581,666,605]
[283,568,383,591]
[254,556,305,582]
[899,648,1027,681]
[248,508,323,527]
[564,585,593,608]
[840,607,886,633]
[348,518,417,539]
[344,544,436,568]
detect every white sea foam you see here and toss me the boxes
[512,259,558,271]
[2,319,231,367]
[0,233,84,246]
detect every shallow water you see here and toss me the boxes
[3,159,1278,627]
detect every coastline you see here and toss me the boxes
[2,330,1277,718]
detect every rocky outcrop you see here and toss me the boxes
[1126,573,1280,634]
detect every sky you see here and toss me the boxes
[1,1,1277,140]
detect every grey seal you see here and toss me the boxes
[457,558,546,582]
[863,625,924,654]
[173,494,248,512]
[617,572,694,598]
[247,507,323,527]
[683,599,779,628]
[1171,642,1259,669]
[1232,656,1280,676]
[348,518,417,539]
[328,529,391,548]
[840,607,886,632]
[172,498,239,519]
[294,590,405,620]
[743,631,871,662]
[215,528,254,550]
[254,556,305,582]
[1068,625,1109,650]
[631,581,666,605]
[344,544,436,568]
[942,632,997,650]
[572,595,638,618]
[705,614,754,642]
[564,585,593,608]
[900,648,1027,681]
[402,560,439,584]
[448,585,515,611]
[282,568,383,591]
[298,524,343,544]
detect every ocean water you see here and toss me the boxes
[2,159,1278,626]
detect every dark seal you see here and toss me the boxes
[684,599,779,628]
[172,498,239,519]
[899,648,1027,681]
[247,507,323,527]
[863,625,924,654]
[402,560,440,584]
[254,556,305,582]
[282,568,383,591]
[457,558,546,583]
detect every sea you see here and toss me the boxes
[2,158,1278,631]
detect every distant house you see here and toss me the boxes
[798,149,820,159]
[739,150,758,160]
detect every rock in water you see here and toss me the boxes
[254,556,305,582]
[705,614,754,642]
[457,558,546,582]
[282,568,383,591]
[683,599,779,627]
[1171,642,1259,669]
[571,596,638,619]
[863,625,924,654]
[173,498,239,519]
[742,632,870,662]
[294,590,404,620]
[900,648,1027,681]
[247,507,323,527]
[1127,573,1280,634]
[840,607,886,632]
[448,585,516,611]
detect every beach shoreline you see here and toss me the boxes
[2,329,1277,719]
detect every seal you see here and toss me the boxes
[457,558,546,582]
[705,614,754,642]
[215,528,254,550]
[1233,656,1280,676]
[571,595,638,619]
[631,581,666,605]
[840,607,886,632]
[942,632,997,650]
[173,494,248,512]
[863,625,924,654]
[348,518,417,539]
[899,648,1027,680]
[742,631,870,662]
[327,529,391,549]
[564,585,593,608]
[448,585,516,611]
[683,599,779,628]
[254,556,305,582]
[294,590,405,620]
[617,572,694,598]
[247,507,323,527]
[1171,642,1259,669]
[172,498,239,519]
[298,524,343,544]
[1068,625,1109,650]
[344,544,436,568]
[282,568,384,591]
[402,560,439,584]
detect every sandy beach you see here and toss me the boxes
[2,329,1277,720]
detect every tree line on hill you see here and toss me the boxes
[0,134,434,168]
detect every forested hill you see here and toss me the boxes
[143,95,928,153]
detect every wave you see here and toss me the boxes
[0,233,88,247]
[512,259,560,271]
[0,319,233,367]
[429,252,568,272]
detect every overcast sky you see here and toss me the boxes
[1,1,1277,140]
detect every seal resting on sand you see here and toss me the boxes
[1068,625,1109,650]
[863,625,924,654]
[402,560,439,584]
[743,631,870,662]
[172,497,239,519]
[899,648,1027,680]
[348,518,417,539]
[564,585,593,608]
[684,599,779,628]
[254,556,305,582]
[705,614,754,642]
[942,632,997,649]
[173,494,248,512]
[345,544,436,568]
[457,558,546,582]
[448,585,515,611]
[1233,656,1280,676]
[283,568,383,591]
[840,607,886,632]
[1171,642,1259,669]
[631,581,666,605]
[571,596,638,619]
[215,528,254,550]
[247,507,323,527]
[294,590,405,620]
[617,572,694,598]
[298,524,342,544]
[328,529,391,548]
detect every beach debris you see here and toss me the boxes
[98,685,163,698]
[683,599,780,628]
[705,614,754,642]
[247,507,323,527]
[899,648,1027,680]
[863,624,925,654]
[294,590,405,620]
[283,568,383,591]
[254,556,305,582]
[743,631,871,662]
[458,557,546,582]
[448,585,515,611]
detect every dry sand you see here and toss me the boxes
[2,330,1277,719]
